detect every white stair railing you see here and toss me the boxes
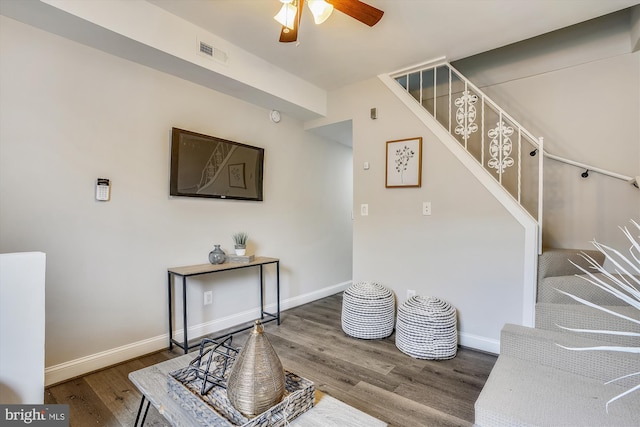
[391,60,544,238]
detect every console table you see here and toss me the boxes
[167,257,280,354]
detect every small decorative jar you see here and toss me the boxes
[208,245,226,264]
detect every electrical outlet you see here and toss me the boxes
[406,289,417,299]
[422,201,431,216]
[204,291,213,305]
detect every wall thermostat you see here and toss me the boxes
[96,178,110,201]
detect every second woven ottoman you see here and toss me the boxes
[396,295,457,359]
[341,281,395,339]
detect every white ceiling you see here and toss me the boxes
[148,0,640,91]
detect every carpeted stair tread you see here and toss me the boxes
[501,324,639,387]
[474,355,640,427]
[474,248,640,427]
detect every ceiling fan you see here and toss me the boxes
[274,0,384,43]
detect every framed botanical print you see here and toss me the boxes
[386,137,422,188]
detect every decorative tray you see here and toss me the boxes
[168,353,314,427]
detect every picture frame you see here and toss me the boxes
[385,137,422,188]
[170,128,264,201]
[228,163,246,189]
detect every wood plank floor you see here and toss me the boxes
[45,292,496,426]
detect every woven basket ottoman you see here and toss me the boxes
[341,282,395,339]
[396,295,457,359]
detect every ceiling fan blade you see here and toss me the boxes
[328,0,384,27]
[279,0,304,43]
[279,25,298,43]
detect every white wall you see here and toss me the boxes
[0,252,46,404]
[484,54,639,251]
[0,16,353,384]
[453,10,640,251]
[308,78,526,353]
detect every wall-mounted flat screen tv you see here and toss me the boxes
[170,128,264,201]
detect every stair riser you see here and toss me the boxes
[535,303,640,347]
[501,324,640,388]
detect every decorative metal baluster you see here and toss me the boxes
[454,85,479,146]
[487,116,515,181]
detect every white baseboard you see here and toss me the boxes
[44,281,351,386]
[44,334,168,386]
[459,331,500,355]
[281,280,351,310]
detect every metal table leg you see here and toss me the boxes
[134,396,151,426]
[276,261,281,325]
[168,272,173,351]
[182,275,188,354]
[259,264,265,320]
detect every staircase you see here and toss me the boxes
[535,249,640,348]
[381,58,640,330]
[474,248,640,426]
[382,59,640,425]
[380,59,543,328]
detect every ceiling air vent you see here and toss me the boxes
[199,41,213,56]
[197,38,228,65]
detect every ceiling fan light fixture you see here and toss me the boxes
[308,0,334,25]
[274,2,298,30]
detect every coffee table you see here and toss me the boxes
[129,354,386,427]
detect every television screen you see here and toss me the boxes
[170,128,264,201]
